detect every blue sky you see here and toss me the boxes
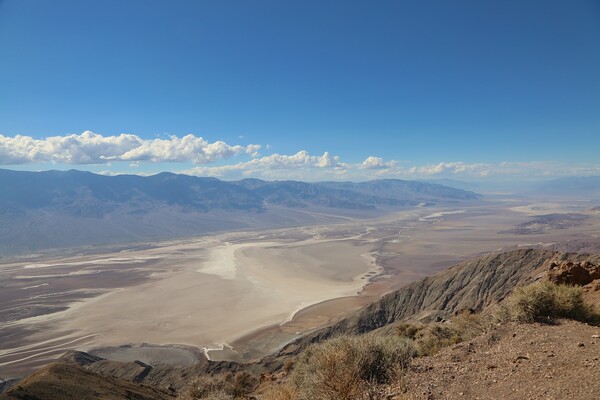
[0,0,599,181]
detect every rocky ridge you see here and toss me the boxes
[276,249,600,356]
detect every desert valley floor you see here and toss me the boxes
[1,198,599,378]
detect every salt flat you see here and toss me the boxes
[0,219,384,376]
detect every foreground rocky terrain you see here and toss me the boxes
[400,320,600,399]
[2,248,599,399]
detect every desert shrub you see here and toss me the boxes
[289,335,417,400]
[181,371,259,399]
[231,371,259,397]
[396,323,421,339]
[183,375,230,400]
[450,310,493,341]
[415,324,461,356]
[498,282,600,325]
[397,313,492,357]
[282,358,295,374]
[258,383,299,400]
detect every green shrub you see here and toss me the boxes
[498,282,600,325]
[289,335,417,400]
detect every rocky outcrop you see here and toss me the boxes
[60,351,103,366]
[548,260,600,286]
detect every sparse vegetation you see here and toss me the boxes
[415,324,461,356]
[396,311,492,356]
[280,335,416,400]
[180,371,259,400]
[450,310,494,340]
[396,323,420,340]
[497,281,600,325]
[258,383,299,400]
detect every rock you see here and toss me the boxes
[59,351,103,366]
[548,261,600,286]
[578,342,585,347]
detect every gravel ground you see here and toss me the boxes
[396,320,600,400]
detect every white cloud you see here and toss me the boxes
[0,131,259,165]
[406,162,491,177]
[2,131,600,182]
[245,144,262,157]
[183,157,600,182]
[245,150,343,169]
[400,161,600,179]
[360,156,397,169]
[182,150,347,179]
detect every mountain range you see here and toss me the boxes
[0,169,479,255]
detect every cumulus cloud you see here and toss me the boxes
[241,150,343,169]
[182,151,347,179]
[3,131,599,182]
[360,156,397,169]
[0,131,260,165]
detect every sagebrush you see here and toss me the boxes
[287,335,417,400]
[497,282,600,325]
